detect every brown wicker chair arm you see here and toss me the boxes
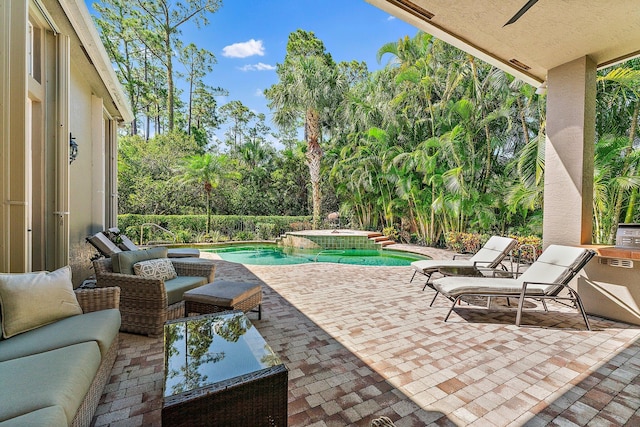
[171,260,216,282]
[95,272,167,306]
[75,286,120,312]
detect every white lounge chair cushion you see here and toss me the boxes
[470,236,517,266]
[412,235,517,273]
[433,277,548,297]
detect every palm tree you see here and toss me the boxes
[596,67,640,241]
[180,153,234,234]
[265,30,347,228]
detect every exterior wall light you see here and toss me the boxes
[69,132,78,163]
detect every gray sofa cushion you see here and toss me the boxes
[0,342,101,424]
[165,276,208,305]
[167,248,200,258]
[0,309,120,362]
[112,247,168,274]
[0,406,67,427]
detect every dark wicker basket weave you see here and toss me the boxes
[185,290,262,318]
[93,257,216,337]
[162,364,288,427]
[71,287,120,427]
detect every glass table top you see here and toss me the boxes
[163,311,282,398]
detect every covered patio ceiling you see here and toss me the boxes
[366,0,640,87]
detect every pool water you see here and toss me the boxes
[203,245,428,266]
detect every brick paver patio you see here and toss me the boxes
[92,253,640,426]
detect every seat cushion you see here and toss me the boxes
[112,247,169,274]
[164,276,208,305]
[87,232,122,257]
[0,266,83,338]
[433,277,547,297]
[0,342,101,424]
[167,248,201,258]
[184,281,261,306]
[0,406,67,427]
[0,309,121,362]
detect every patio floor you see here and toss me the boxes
[92,252,640,426]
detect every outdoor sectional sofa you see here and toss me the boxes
[93,247,215,337]
[0,267,121,427]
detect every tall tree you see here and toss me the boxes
[177,42,216,135]
[93,0,146,135]
[265,30,347,228]
[132,0,222,131]
[220,100,253,153]
[190,83,226,146]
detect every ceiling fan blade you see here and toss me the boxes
[504,0,539,27]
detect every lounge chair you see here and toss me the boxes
[87,228,200,259]
[432,244,596,330]
[87,231,122,258]
[410,236,518,305]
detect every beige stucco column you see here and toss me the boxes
[542,56,596,248]
[0,0,29,272]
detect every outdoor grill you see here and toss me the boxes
[615,223,640,249]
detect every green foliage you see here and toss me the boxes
[233,230,256,241]
[118,214,311,243]
[509,235,543,263]
[382,226,399,241]
[118,132,203,215]
[444,232,489,254]
[95,12,640,249]
[256,223,276,240]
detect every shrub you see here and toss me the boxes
[383,226,399,241]
[444,232,489,253]
[256,223,276,240]
[234,230,256,241]
[509,235,543,263]
[118,214,311,243]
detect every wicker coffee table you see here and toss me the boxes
[162,312,288,426]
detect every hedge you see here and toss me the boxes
[117,214,313,244]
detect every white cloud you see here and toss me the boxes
[239,62,276,72]
[254,89,265,97]
[387,15,396,21]
[222,39,265,58]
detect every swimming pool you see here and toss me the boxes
[202,244,428,266]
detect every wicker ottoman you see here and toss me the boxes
[184,281,262,319]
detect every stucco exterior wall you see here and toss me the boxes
[68,65,108,283]
[0,0,130,285]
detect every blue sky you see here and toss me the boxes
[86,1,419,146]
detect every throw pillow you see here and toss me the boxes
[133,258,177,281]
[0,266,83,338]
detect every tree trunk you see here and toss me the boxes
[305,108,323,229]
[205,186,212,234]
[187,75,193,134]
[165,32,174,131]
[625,189,637,223]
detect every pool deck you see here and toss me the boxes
[92,248,640,426]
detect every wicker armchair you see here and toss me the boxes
[74,286,120,312]
[93,258,215,337]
